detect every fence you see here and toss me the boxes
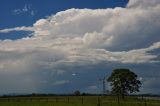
[0,96,160,106]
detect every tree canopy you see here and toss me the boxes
[74,90,81,96]
[107,68,141,99]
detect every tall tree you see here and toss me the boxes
[107,68,141,99]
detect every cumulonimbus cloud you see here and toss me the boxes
[0,1,160,63]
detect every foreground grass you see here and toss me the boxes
[0,96,160,106]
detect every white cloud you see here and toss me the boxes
[72,73,76,76]
[12,4,36,16]
[87,85,98,90]
[0,26,33,33]
[52,80,70,86]
[127,0,160,9]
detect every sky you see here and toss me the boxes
[0,0,160,94]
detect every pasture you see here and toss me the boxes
[0,96,160,106]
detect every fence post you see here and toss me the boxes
[97,97,101,106]
[46,98,48,102]
[110,101,112,106]
[117,95,120,106]
[7,98,9,102]
[81,97,83,104]
[56,97,58,103]
[30,98,32,102]
[144,99,147,106]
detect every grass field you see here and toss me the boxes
[0,96,160,106]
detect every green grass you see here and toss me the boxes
[0,96,160,106]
